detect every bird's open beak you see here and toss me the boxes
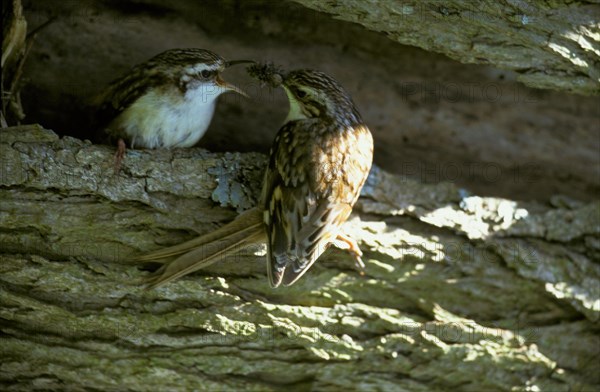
[216,74,248,97]
[217,60,253,97]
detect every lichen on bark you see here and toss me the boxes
[1,126,598,390]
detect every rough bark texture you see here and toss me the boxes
[1,126,598,391]
[3,0,600,390]
[293,0,600,96]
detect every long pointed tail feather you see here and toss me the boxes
[140,207,265,289]
[136,207,262,262]
[145,225,264,289]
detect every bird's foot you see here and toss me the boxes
[333,233,365,275]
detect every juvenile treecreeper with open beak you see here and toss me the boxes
[93,48,252,172]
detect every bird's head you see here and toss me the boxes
[151,48,251,98]
[281,69,361,125]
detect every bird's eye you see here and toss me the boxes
[200,70,212,78]
[296,89,307,99]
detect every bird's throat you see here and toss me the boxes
[283,87,309,122]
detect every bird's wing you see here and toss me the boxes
[263,121,372,287]
[92,63,170,136]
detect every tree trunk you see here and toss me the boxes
[293,0,600,96]
[1,125,598,390]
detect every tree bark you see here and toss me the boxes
[1,125,598,390]
[293,0,600,96]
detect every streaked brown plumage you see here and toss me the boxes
[139,66,373,288]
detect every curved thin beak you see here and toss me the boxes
[216,74,248,97]
[225,59,255,68]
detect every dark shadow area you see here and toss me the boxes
[18,0,600,203]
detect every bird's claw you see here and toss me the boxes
[334,233,366,275]
[114,138,126,175]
